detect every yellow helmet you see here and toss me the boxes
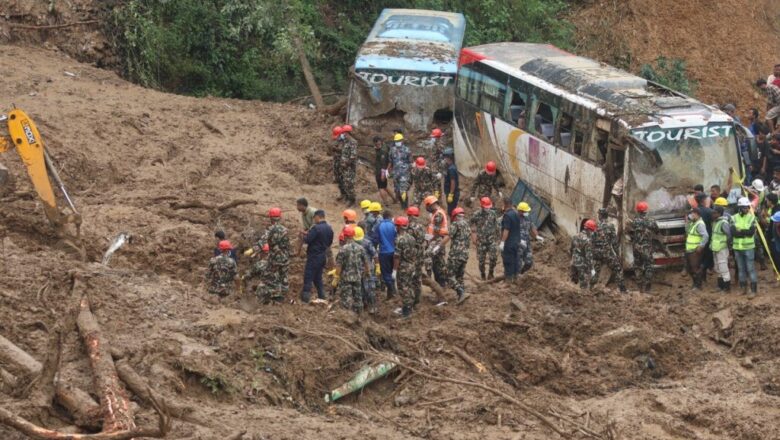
[517,202,531,212]
[360,199,372,209]
[714,197,728,207]
[354,226,365,241]
[369,202,382,212]
[393,133,404,142]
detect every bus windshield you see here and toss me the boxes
[628,123,739,215]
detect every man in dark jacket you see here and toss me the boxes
[301,210,334,303]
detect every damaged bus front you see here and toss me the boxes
[346,9,465,136]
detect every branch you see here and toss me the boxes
[169,199,256,211]
[6,20,99,30]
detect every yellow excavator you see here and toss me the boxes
[1,108,84,257]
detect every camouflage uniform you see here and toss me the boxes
[206,254,237,296]
[447,216,471,298]
[244,256,273,298]
[570,231,593,290]
[357,238,377,312]
[332,139,343,196]
[628,213,659,291]
[429,209,449,287]
[407,218,427,306]
[411,166,437,206]
[255,221,291,302]
[470,170,500,200]
[470,208,499,279]
[430,138,447,175]
[340,138,358,204]
[390,143,412,206]
[336,240,369,313]
[591,217,626,290]
[517,214,534,275]
[395,230,418,314]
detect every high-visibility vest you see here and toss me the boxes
[710,218,728,252]
[732,213,756,251]
[427,207,449,237]
[685,218,705,252]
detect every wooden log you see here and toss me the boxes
[0,334,43,375]
[76,295,135,432]
[0,368,18,391]
[449,347,487,374]
[55,384,102,430]
[421,275,446,301]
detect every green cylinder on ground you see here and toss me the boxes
[324,361,397,403]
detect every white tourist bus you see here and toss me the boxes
[453,43,747,266]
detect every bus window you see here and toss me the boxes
[590,129,608,164]
[532,99,557,141]
[478,74,507,116]
[573,128,585,156]
[557,113,574,148]
[457,65,481,106]
[508,89,527,124]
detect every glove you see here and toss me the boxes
[244,248,254,257]
[520,239,527,249]
[499,241,505,251]
[327,269,337,277]
[436,173,442,180]
[424,233,434,241]
[536,236,545,243]
[391,270,397,281]
[375,263,381,275]
[447,193,454,204]
[431,245,440,255]
[590,269,596,277]
[498,191,504,199]
[469,197,475,204]
[434,190,440,199]
[401,191,407,202]
[331,275,340,288]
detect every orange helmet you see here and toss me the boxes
[342,209,357,222]
[331,126,343,140]
[451,207,465,218]
[268,207,282,218]
[584,219,597,231]
[406,206,420,217]
[480,197,493,209]
[342,225,355,237]
[415,157,426,168]
[635,201,649,213]
[485,161,497,174]
[431,128,443,138]
[342,124,353,133]
[394,216,409,227]
[218,240,233,251]
[424,195,438,207]
[262,243,269,252]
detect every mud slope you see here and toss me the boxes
[1,44,780,440]
[572,0,780,111]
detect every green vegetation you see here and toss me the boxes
[200,374,232,395]
[109,0,574,102]
[639,57,698,95]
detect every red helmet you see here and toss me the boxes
[262,243,269,252]
[342,225,355,237]
[480,197,493,209]
[451,207,465,218]
[342,209,357,222]
[268,207,282,218]
[485,161,497,174]
[394,216,409,227]
[635,201,649,213]
[342,124,353,133]
[218,240,233,251]
[415,157,426,168]
[331,126,343,140]
[584,219,597,231]
[431,128,443,138]
[406,206,420,217]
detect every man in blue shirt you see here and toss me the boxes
[372,210,397,298]
[301,210,334,303]
[443,148,460,216]
[499,198,522,283]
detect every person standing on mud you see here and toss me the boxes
[255,207,291,303]
[710,206,732,292]
[373,136,396,205]
[206,240,238,297]
[388,133,412,209]
[354,226,377,314]
[591,208,626,292]
[499,197,521,284]
[336,225,370,315]
[684,207,709,291]
[244,243,271,296]
[331,126,345,200]
[731,197,759,297]
[447,207,471,304]
[443,148,460,216]
[570,220,596,291]
[410,157,437,206]
[469,161,502,206]
[296,198,317,256]
[372,210,398,298]
[516,202,539,277]
[424,195,450,291]
[393,216,418,318]
[300,210,333,303]
[213,230,238,263]
[405,206,426,307]
[627,201,658,292]
[470,197,499,280]
[339,125,358,207]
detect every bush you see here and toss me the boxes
[639,57,698,95]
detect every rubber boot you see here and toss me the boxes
[618,282,627,293]
[723,280,731,293]
[387,284,396,299]
[488,265,495,280]
[740,283,748,295]
[715,277,724,292]
[748,282,757,299]
[480,266,486,281]
[401,305,412,319]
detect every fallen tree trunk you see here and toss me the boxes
[77,295,135,432]
[0,334,43,375]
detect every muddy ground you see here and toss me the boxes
[2,45,780,440]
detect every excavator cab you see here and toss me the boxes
[1,108,84,258]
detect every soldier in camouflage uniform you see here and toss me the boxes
[331,126,345,200]
[336,225,370,314]
[591,208,627,292]
[469,161,501,205]
[254,208,291,302]
[627,201,659,292]
[424,196,449,290]
[447,208,471,303]
[516,202,538,275]
[206,240,238,296]
[406,206,427,306]
[354,226,378,314]
[570,220,596,290]
[388,134,412,209]
[393,216,418,318]
[244,243,273,297]
[411,157,438,206]
[470,197,500,280]
[340,125,358,206]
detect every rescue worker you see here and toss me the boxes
[213,230,238,262]
[731,197,759,297]
[388,133,412,209]
[470,161,502,206]
[443,148,460,216]
[335,225,370,314]
[685,207,709,291]
[406,206,427,306]
[470,197,499,280]
[372,210,398,298]
[364,202,382,240]
[354,226,377,314]
[243,243,271,298]
[430,128,447,175]
[331,126,345,199]
[339,209,358,246]
[206,240,238,297]
[357,200,372,234]
[713,197,731,219]
[517,201,539,276]
[411,157,437,206]
[424,195,449,290]
[339,124,358,207]
[295,197,318,256]
[393,216,418,318]
[373,136,395,205]
[499,197,521,284]
[301,210,333,303]
[710,206,732,292]
[591,208,626,292]
[570,220,596,291]
[627,201,659,292]
[255,207,291,302]
[447,207,471,304]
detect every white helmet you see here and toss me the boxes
[737,197,751,207]
[751,179,765,192]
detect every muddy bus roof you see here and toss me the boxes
[356,9,466,73]
[467,43,729,128]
